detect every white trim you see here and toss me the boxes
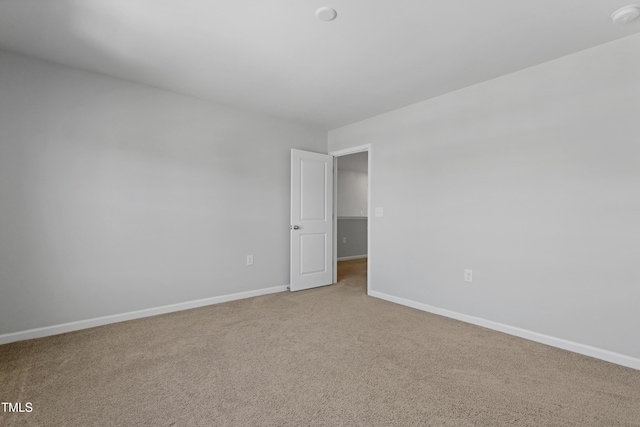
[332,155,338,284]
[337,255,368,261]
[329,144,371,157]
[0,285,289,345]
[369,290,640,371]
[329,144,372,296]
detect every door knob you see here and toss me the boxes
[291,225,300,230]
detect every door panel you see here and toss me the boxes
[290,149,333,291]
[300,234,326,275]
[301,159,327,220]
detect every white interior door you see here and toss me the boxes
[290,149,334,291]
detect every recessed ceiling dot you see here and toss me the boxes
[316,7,337,22]
[611,5,640,24]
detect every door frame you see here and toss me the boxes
[329,144,371,295]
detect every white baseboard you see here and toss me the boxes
[0,285,289,345]
[369,290,640,371]
[337,255,368,261]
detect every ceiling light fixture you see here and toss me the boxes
[611,5,640,24]
[316,7,337,22]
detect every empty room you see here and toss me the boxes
[1,1,639,425]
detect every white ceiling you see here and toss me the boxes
[1,1,639,130]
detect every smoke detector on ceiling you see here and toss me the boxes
[316,7,337,21]
[611,5,640,23]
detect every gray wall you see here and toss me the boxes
[329,34,640,359]
[337,218,367,259]
[336,169,368,217]
[0,50,326,335]
[336,157,368,259]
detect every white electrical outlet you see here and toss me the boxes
[343,237,347,243]
[464,269,473,282]
[375,207,384,217]
[247,255,254,266]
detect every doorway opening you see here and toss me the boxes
[330,145,371,295]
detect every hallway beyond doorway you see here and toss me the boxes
[337,258,367,293]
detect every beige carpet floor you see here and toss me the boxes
[1,258,640,426]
